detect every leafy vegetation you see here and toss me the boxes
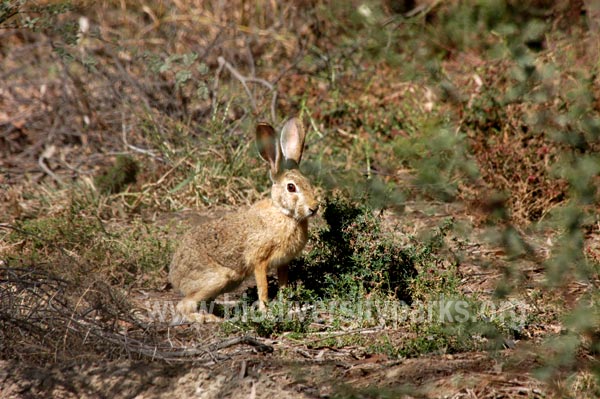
[290,193,417,302]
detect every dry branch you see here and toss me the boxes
[216,56,278,122]
[0,266,272,365]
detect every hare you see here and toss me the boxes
[169,117,319,323]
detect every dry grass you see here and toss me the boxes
[1,0,324,222]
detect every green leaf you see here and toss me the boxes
[175,69,192,87]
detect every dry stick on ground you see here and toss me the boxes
[215,56,278,122]
[38,145,64,186]
[121,110,165,162]
[37,107,65,186]
[1,266,274,363]
[69,315,273,362]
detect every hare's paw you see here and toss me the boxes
[256,300,268,313]
[170,310,222,325]
[172,298,222,324]
[170,312,188,326]
[189,312,222,323]
[176,297,199,316]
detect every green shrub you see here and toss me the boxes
[289,192,417,304]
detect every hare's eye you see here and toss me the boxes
[287,183,297,193]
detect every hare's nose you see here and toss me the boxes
[309,204,319,215]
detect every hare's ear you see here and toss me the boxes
[256,122,281,178]
[280,117,305,168]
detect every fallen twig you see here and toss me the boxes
[216,56,278,122]
[1,266,273,364]
[38,145,64,186]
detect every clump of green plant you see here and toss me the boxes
[290,192,417,304]
[223,286,316,337]
[359,293,530,359]
[352,218,532,358]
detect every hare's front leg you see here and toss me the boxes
[254,260,269,311]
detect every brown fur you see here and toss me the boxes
[168,119,318,323]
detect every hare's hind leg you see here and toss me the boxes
[173,265,241,324]
[174,293,221,324]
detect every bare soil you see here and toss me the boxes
[0,343,546,398]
